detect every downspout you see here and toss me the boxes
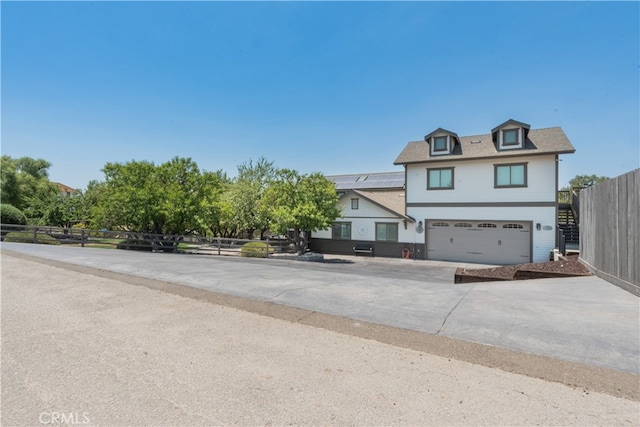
[555,155,559,249]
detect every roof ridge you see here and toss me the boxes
[412,126,563,143]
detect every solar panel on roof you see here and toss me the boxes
[327,172,404,190]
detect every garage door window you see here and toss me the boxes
[494,163,527,188]
[477,223,497,228]
[376,223,398,242]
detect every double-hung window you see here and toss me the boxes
[375,223,398,242]
[332,222,351,240]
[351,198,359,210]
[494,163,527,188]
[427,167,454,190]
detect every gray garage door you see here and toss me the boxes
[426,220,531,265]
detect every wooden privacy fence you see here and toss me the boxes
[580,169,639,295]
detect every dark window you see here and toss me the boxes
[477,223,497,228]
[454,223,472,228]
[427,168,454,190]
[495,163,527,187]
[332,222,351,240]
[433,136,447,152]
[351,198,359,210]
[502,129,519,146]
[375,223,398,242]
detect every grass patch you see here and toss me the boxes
[3,232,61,245]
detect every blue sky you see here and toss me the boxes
[2,1,638,189]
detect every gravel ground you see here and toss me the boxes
[2,254,639,426]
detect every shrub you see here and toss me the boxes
[116,239,154,251]
[0,204,27,225]
[4,232,60,245]
[240,241,274,258]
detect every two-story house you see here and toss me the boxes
[395,119,575,264]
[312,119,575,265]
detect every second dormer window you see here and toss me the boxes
[503,129,519,146]
[433,136,448,152]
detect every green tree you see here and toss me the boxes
[562,174,609,190]
[93,159,159,232]
[226,157,277,239]
[94,157,228,247]
[1,156,58,213]
[264,169,341,254]
[194,170,230,237]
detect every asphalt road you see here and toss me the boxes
[2,253,639,426]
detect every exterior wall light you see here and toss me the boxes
[536,223,542,231]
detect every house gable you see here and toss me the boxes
[339,189,413,223]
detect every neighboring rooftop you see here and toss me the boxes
[53,182,78,195]
[327,172,405,190]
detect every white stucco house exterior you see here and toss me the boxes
[311,119,575,264]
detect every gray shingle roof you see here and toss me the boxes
[394,126,575,165]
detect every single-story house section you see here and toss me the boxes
[310,187,419,258]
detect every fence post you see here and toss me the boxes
[81,229,85,247]
[217,238,221,256]
[33,227,38,244]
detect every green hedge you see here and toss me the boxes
[0,204,27,225]
[3,232,60,245]
[240,241,274,258]
[116,239,154,251]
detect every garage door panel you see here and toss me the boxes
[427,221,530,265]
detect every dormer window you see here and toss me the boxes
[503,129,519,146]
[424,128,459,156]
[433,136,448,152]
[491,119,530,151]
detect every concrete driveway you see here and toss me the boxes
[2,242,638,377]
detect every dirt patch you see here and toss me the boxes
[455,258,592,284]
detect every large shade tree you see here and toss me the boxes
[264,169,341,253]
[225,157,277,239]
[94,157,224,242]
[0,156,59,216]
